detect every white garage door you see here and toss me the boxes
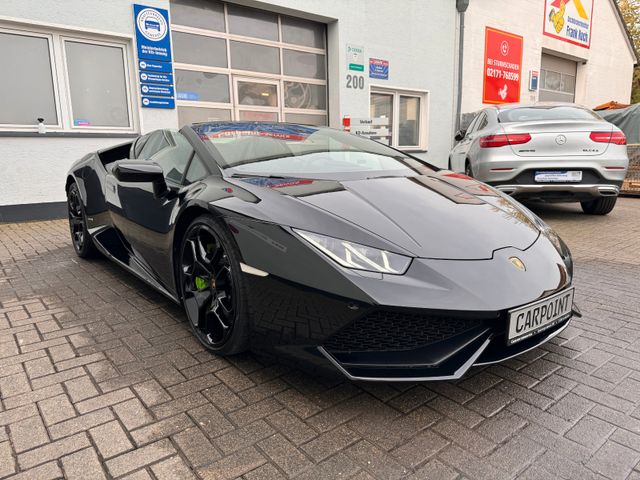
[539,53,577,103]
[170,0,327,127]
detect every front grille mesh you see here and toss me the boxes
[324,310,479,353]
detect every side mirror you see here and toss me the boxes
[454,130,466,142]
[112,160,169,197]
[113,160,164,183]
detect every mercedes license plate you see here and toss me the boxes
[534,171,582,183]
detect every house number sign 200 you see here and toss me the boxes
[346,74,365,89]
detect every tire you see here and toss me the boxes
[67,182,98,258]
[580,196,618,215]
[178,215,250,355]
[464,160,473,178]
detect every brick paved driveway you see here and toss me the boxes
[1,198,639,480]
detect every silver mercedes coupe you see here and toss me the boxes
[449,103,629,215]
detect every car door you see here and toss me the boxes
[108,130,196,291]
[451,113,481,172]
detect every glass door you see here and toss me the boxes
[233,76,281,121]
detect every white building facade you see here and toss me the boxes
[0,0,635,220]
[460,0,637,118]
[0,0,458,219]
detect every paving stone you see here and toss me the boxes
[18,432,90,470]
[302,425,360,462]
[3,384,64,410]
[9,415,49,453]
[5,461,62,480]
[2,203,640,479]
[0,441,16,477]
[151,455,197,480]
[75,387,135,414]
[390,429,449,468]
[189,403,234,438]
[432,418,496,457]
[173,426,221,467]
[0,371,31,398]
[61,447,107,480]
[105,439,176,478]
[49,408,115,440]
[585,440,640,480]
[215,420,274,455]
[565,415,616,450]
[130,413,193,446]
[38,394,76,426]
[197,446,266,480]
[24,356,54,379]
[90,420,134,459]
[113,397,154,430]
[486,435,544,475]
[266,410,317,445]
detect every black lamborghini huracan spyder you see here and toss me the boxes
[66,122,579,381]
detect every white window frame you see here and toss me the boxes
[369,86,429,152]
[171,1,328,125]
[0,22,138,133]
[60,36,135,132]
[0,27,63,129]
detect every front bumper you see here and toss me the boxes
[316,302,576,382]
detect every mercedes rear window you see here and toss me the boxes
[498,106,602,123]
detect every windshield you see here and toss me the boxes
[498,106,602,123]
[192,122,432,178]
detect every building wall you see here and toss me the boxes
[238,0,458,166]
[1,0,458,207]
[461,0,636,115]
[0,0,176,206]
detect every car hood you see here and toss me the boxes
[224,171,540,260]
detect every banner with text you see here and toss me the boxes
[543,0,593,49]
[482,27,523,105]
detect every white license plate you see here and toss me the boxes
[534,171,582,183]
[507,288,574,345]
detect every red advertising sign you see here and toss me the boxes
[482,27,524,104]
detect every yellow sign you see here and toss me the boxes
[543,0,593,48]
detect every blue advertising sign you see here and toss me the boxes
[141,84,174,97]
[138,59,173,73]
[369,58,389,80]
[133,4,172,62]
[141,96,175,109]
[139,72,173,84]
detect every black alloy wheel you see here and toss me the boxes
[179,216,249,354]
[67,182,97,258]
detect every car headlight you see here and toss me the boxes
[294,229,412,275]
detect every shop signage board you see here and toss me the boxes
[141,84,174,97]
[142,96,175,109]
[369,58,389,80]
[138,60,172,73]
[347,117,390,127]
[346,44,365,72]
[133,4,175,109]
[342,116,391,144]
[482,27,523,104]
[543,0,594,48]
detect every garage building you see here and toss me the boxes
[0,0,458,220]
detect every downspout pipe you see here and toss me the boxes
[455,0,469,134]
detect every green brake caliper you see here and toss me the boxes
[194,244,216,291]
[194,276,209,290]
